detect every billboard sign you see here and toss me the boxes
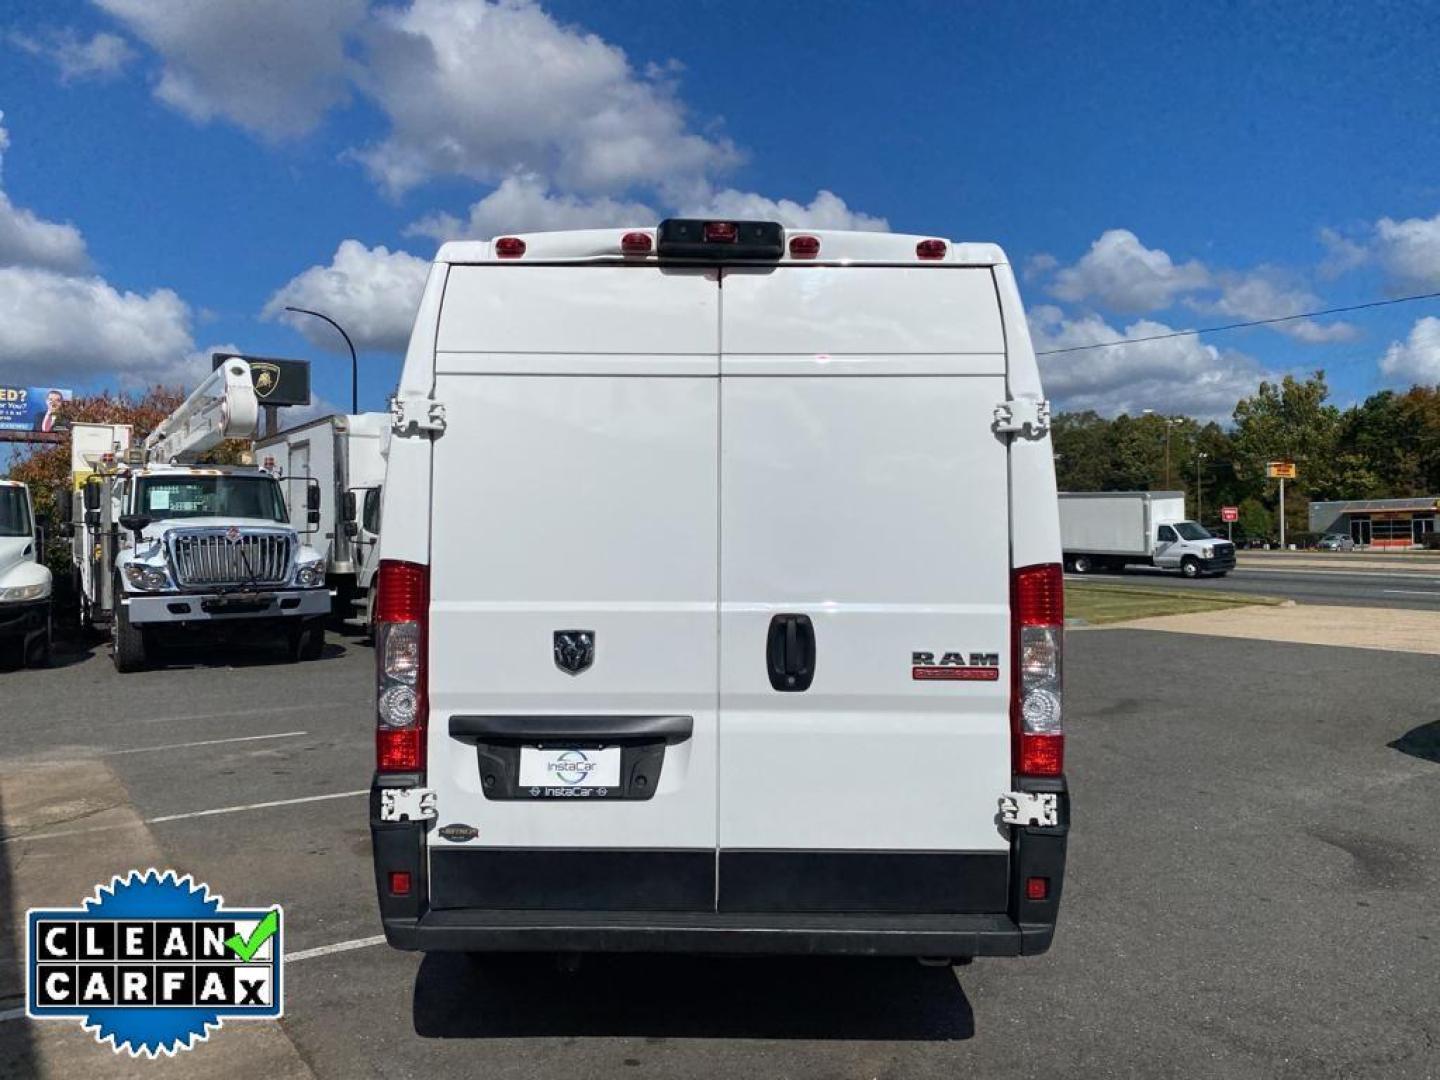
[0,386,74,433]
[211,354,310,407]
[1266,461,1297,480]
[1220,506,1239,522]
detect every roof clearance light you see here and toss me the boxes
[621,231,653,254]
[495,236,526,258]
[788,235,821,259]
[916,239,947,260]
[703,222,739,243]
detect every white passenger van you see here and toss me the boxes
[370,221,1068,961]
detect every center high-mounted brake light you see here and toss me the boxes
[916,238,947,260]
[375,559,429,773]
[703,221,738,243]
[1012,563,1064,776]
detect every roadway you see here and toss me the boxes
[1,624,1437,1078]
[1071,552,1440,610]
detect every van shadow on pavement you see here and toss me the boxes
[1389,720,1440,764]
[412,953,975,1041]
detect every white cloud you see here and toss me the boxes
[680,187,889,231]
[1050,229,1210,314]
[406,172,657,242]
[0,265,195,385]
[1379,316,1440,385]
[7,27,137,83]
[1374,212,1440,291]
[95,0,365,138]
[1207,271,1357,343]
[0,112,90,272]
[1023,253,1058,282]
[353,0,738,196]
[1029,305,1270,420]
[1317,226,1369,280]
[263,240,429,354]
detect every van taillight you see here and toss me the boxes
[621,231,653,254]
[495,236,526,258]
[916,238,947,260]
[1011,563,1064,776]
[375,559,428,773]
[788,235,820,258]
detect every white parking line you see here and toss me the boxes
[0,934,389,1024]
[107,731,309,755]
[137,701,370,725]
[0,790,368,845]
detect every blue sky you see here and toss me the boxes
[1,0,1438,426]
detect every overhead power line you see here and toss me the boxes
[1035,289,1440,356]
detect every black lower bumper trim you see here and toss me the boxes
[430,848,713,912]
[382,909,1029,957]
[719,850,1008,914]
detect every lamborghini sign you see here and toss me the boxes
[211,354,310,408]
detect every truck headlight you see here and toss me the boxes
[0,582,48,602]
[295,561,325,588]
[123,564,170,591]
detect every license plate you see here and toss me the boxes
[518,746,621,790]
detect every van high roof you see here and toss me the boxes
[435,223,1007,267]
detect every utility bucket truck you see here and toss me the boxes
[67,359,330,672]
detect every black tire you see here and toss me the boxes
[26,610,53,668]
[1180,557,1201,578]
[112,601,148,673]
[300,617,325,661]
[1070,554,1093,574]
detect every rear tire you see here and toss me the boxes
[26,610,52,668]
[1180,556,1201,578]
[112,601,148,673]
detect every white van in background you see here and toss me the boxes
[369,221,1069,963]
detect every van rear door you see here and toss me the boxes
[424,265,720,911]
[716,265,1014,914]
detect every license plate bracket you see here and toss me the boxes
[475,740,668,801]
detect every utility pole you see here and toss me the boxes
[1279,476,1286,549]
[1142,410,1180,487]
[284,306,358,414]
[1195,452,1208,522]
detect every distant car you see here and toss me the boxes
[1317,533,1355,551]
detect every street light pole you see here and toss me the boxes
[284,306,358,415]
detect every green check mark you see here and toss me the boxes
[225,910,279,962]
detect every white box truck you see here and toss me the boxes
[0,480,52,667]
[369,221,1069,964]
[256,413,389,621]
[1059,491,1235,577]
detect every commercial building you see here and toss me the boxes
[1309,496,1440,549]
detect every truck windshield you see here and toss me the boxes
[135,475,288,523]
[0,487,31,537]
[1174,522,1213,541]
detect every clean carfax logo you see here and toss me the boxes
[26,869,283,1058]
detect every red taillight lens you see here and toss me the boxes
[376,560,429,774]
[388,870,412,896]
[916,238,947,260]
[495,236,526,258]
[788,235,820,259]
[1012,563,1064,777]
[703,221,738,243]
[1025,876,1049,901]
[621,231,653,254]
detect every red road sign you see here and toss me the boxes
[1220,506,1239,522]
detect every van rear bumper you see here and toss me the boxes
[379,908,1052,957]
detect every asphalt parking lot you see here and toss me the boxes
[2,623,1437,1079]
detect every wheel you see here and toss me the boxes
[111,600,148,673]
[1070,554,1093,574]
[300,617,325,661]
[26,610,53,668]
[1180,557,1201,578]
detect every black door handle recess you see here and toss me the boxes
[767,613,816,692]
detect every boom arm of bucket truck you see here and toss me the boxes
[143,358,259,464]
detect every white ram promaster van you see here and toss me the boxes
[370,222,1069,962]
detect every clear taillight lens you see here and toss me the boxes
[375,560,428,773]
[1012,563,1064,776]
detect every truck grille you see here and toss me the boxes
[167,528,293,588]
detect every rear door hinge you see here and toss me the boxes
[379,787,437,823]
[993,398,1051,440]
[391,394,446,438]
[999,790,1059,827]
